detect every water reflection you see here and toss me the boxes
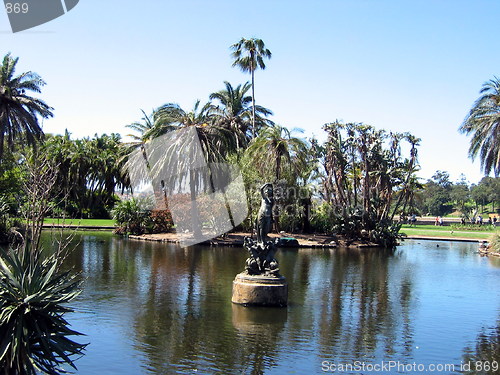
[232,305,287,375]
[462,319,500,375]
[47,233,500,374]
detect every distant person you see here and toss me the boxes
[435,216,439,226]
[494,217,498,226]
[410,214,417,227]
[461,217,466,225]
[439,217,444,226]
[488,217,493,226]
[478,215,483,226]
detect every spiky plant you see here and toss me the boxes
[0,242,86,375]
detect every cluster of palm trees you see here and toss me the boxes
[40,132,129,217]
[126,81,273,151]
[320,121,421,245]
[1,44,499,235]
[123,84,310,232]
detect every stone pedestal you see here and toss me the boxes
[231,273,288,307]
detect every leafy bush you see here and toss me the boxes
[329,206,402,247]
[149,209,173,233]
[450,223,496,232]
[0,244,86,374]
[488,233,500,253]
[278,203,304,233]
[111,197,150,235]
[310,202,335,233]
[112,198,173,235]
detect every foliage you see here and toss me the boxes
[209,81,273,147]
[450,223,497,232]
[421,171,454,216]
[0,53,53,159]
[244,126,308,183]
[0,147,86,374]
[40,132,129,218]
[318,121,419,246]
[488,233,500,253]
[111,198,173,235]
[111,197,150,235]
[471,177,500,213]
[149,209,173,233]
[0,243,86,375]
[0,195,11,243]
[460,77,500,176]
[310,202,336,234]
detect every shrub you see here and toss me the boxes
[488,233,500,253]
[0,244,86,374]
[111,197,150,235]
[112,198,173,235]
[149,209,173,233]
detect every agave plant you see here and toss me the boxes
[0,243,86,374]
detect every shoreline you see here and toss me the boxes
[41,225,491,247]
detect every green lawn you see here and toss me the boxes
[399,224,498,240]
[44,218,115,227]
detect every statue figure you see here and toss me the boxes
[243,183,280,277]
[255,183,273,244]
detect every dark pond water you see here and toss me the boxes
[45,233,500,374]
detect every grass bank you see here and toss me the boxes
[43,218,115,227]
[399,224,498,240]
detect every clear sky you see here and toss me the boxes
[1,0,499,184]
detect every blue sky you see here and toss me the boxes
[1,0,499,183]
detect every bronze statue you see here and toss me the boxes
[242,183,280,276]
[255,183,273,244]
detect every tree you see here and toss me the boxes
[319,121,421,245]
[243,126,309,232]
[450,176,471,214]
[471,176,500,213]
[209,81,273,148]
[144,100,235,163]
[133,101,239,238]
[421,171,453,216]
[460,77,500,176]
[41,133,129,218]
[230,38,272,138]
[244,125,308,183]
[0,53,53,160]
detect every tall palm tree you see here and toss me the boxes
[460,77,500,176]
[230,38,272,138]
[0,53,53,160]
[209,81,274,149]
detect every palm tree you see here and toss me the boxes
[460,77,500,176]
[230,38,272,138]
[129,101,238,239]
[144,100,235,162]
[0,53,53,160]
[209,81,274,149]
[244,125,308,183]
[126,109,156,142]
[244,125,308,233]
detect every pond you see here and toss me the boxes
[47,232,500,374]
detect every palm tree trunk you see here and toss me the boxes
[251,70,256,139]
[0,130,4,161]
